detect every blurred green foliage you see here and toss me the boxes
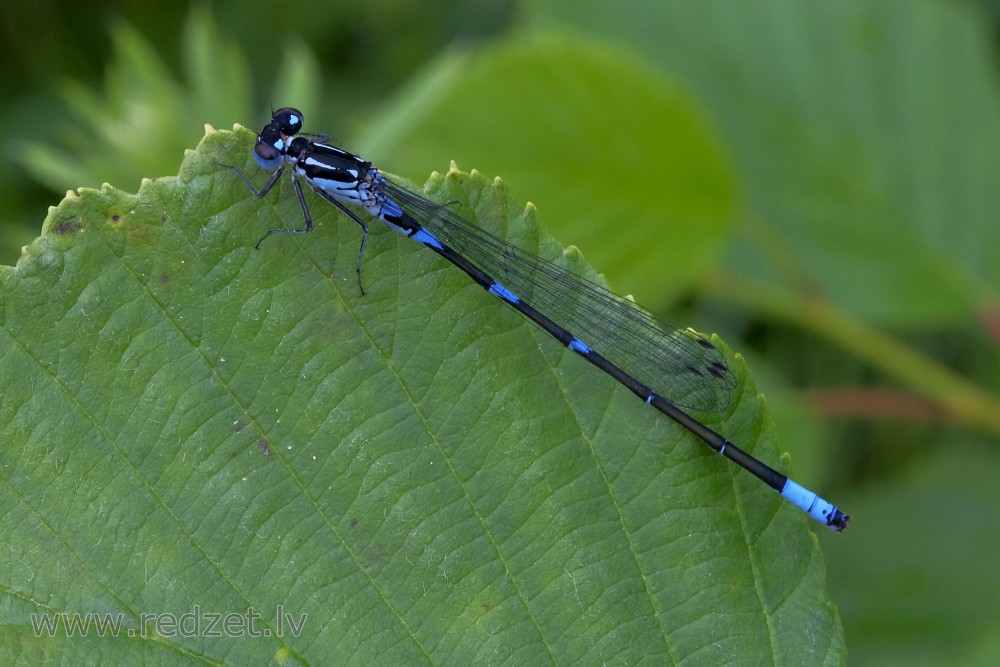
[2,0,1000,664]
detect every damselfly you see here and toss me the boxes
[216,107,850,532]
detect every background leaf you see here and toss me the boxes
[525,0,1000,328]
[359,34,736,307]
[0,126,843,663]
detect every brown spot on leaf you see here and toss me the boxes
[54,218,81,235]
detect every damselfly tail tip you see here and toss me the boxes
[828,509,850,532]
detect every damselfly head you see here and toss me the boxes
[252,123,285,170]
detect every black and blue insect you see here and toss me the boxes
[217,107,850,532]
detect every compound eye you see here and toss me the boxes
[255,141,279,160]
[253,140,282,169]
[271,107,304,136]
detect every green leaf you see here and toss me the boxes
[0,125,843,663]
[524,0,1000,327]
[819,445,1000,664]
[358,34,736,308]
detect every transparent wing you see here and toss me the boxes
[381,179,736,413]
